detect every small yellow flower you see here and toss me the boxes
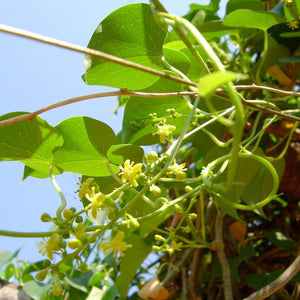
[170,240,183,251]
[288,19,299,30]
[78,177,94,199]
[87,192,106,218]
[100,231,132,257]
[167,161,187,180]
[38,233,62,260]
[72,223,87,239]
[154,123,176,143]
[119,160,143,187]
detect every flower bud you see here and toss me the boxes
[184,185,193,192]
[148,151,158,162]
[154,235,166,242]
[63,209,74,220]
[79,262,89,273]
[150,185,161,197]
[41,213,52,222]
[35,270,48,282]
[75,216,83,223]
[152,245,161,251]
[189,213,198,219]
[176,171,186,181]
[68,239,82,249]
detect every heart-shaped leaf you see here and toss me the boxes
[0,112,63,173]
[54,117,118,176]
[84,3,166,89]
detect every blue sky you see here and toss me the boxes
[0,0,202,263]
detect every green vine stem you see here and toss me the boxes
[50,165,66,222]
[150,0,210,76]
[0,229,64,238]
[159,13,245,190]
[202,153,279,210]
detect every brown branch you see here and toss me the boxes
[0,90,196,128]
[215,211,233,300]
[0,24,196,88]
[234,84,300,97]
[243,254,300,300]
[241,100,300,123]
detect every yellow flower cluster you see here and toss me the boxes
[288,18,299,30]
[38,233,62,260]
[154,123,176,143]
[100,231,132,257]
[119,159,143,187]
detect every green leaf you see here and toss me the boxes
[180,46,209,81]
[54,117,118,176]
[65,270,95,293]
[163,47,191,74]
[116,234,152,298]
[246,269,284,289]
[86,287,103,300]
[122,74,191,145]
[107,144,144,165]
[84,3,166,89]
[194,122,226,157]
[0,250,13,269]
[0,112,63,173]
[226,0,264,15]
[197,21,240,40]
[264,229,296,254]
[86,285,119,300]
[22,281,51,300]
[197,71,243,98]
[241,157,285,206]
[223,10,284,31]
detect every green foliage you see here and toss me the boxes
[84,3,166,89]
[1,0,300,299]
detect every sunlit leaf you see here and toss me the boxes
[23,281,51,300]
[163,47,191,74]
[0,112,63,173]
[116,234,152,298]
[226,0,264,15]
[198,21,240,40]
[197,71,244,98]
[54,117,118,176]
[84,3,166,89]
[223,10,284,31]
[107,144,144,165]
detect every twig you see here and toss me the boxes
[0,90,196,128]
[243,254,300,300]
[240,100,300,123]
[215,211,233,300]
[233,84,300,97]
[0,24,196,87]
[161,248,194,286]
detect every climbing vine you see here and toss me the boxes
[0,0,300,299]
